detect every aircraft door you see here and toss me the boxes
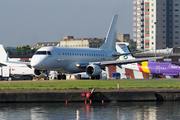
[155,66,160,74]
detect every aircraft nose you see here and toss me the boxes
[31,56,44,69]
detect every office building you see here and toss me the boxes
[133,0,180,51]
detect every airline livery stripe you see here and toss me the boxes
[137,63,143,72]
[141,61,151,74]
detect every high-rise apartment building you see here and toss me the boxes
[133,0,180,51]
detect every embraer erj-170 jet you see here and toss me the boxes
[31,15,163,79]
[116,42,180,77]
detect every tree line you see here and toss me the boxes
[5,45,39,55]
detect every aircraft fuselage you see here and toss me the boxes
[31,46,117,73]
[122,61,180,76]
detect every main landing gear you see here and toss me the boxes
[57,74,66,80]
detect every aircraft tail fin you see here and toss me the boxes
[0,44,8,63]
[116,42,135,60]
[100,14,118,51]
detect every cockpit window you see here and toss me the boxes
[47,51,52,55]
[35,51,46,55]
[35,51,52,55]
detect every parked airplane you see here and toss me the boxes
[30,15,163,79]
[116,42,180,77]
[0,44,48,80]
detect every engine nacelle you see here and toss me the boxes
[86,65,102,76]
[34,69,48,77]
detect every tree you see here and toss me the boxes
[129,45,137,52]
[5,48,8,52]
[13,45,38,54]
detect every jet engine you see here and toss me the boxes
[34,69,48,77]
[86,65,102,76]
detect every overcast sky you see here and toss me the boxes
[0,0,134,47]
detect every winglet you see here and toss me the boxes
[169,47,174,56]
[164,47,175,58]
[100,14,118,51]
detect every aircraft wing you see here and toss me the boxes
[99,56,163,66]
[0,63,7,67]
[6,61,31,65]
[5,61,31,68]
[171,62,180,66]
[112,51,143,57]
[77,56,164,68]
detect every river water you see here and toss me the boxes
[0,101,179,120]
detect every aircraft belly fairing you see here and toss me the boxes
[65,63,86,73]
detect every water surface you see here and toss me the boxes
[0,101,180,120]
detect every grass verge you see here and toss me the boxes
[0,80,180,92]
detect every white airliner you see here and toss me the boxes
[31,14,163,79]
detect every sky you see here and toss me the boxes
[0,0,134,47]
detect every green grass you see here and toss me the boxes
[0,80,180,91]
